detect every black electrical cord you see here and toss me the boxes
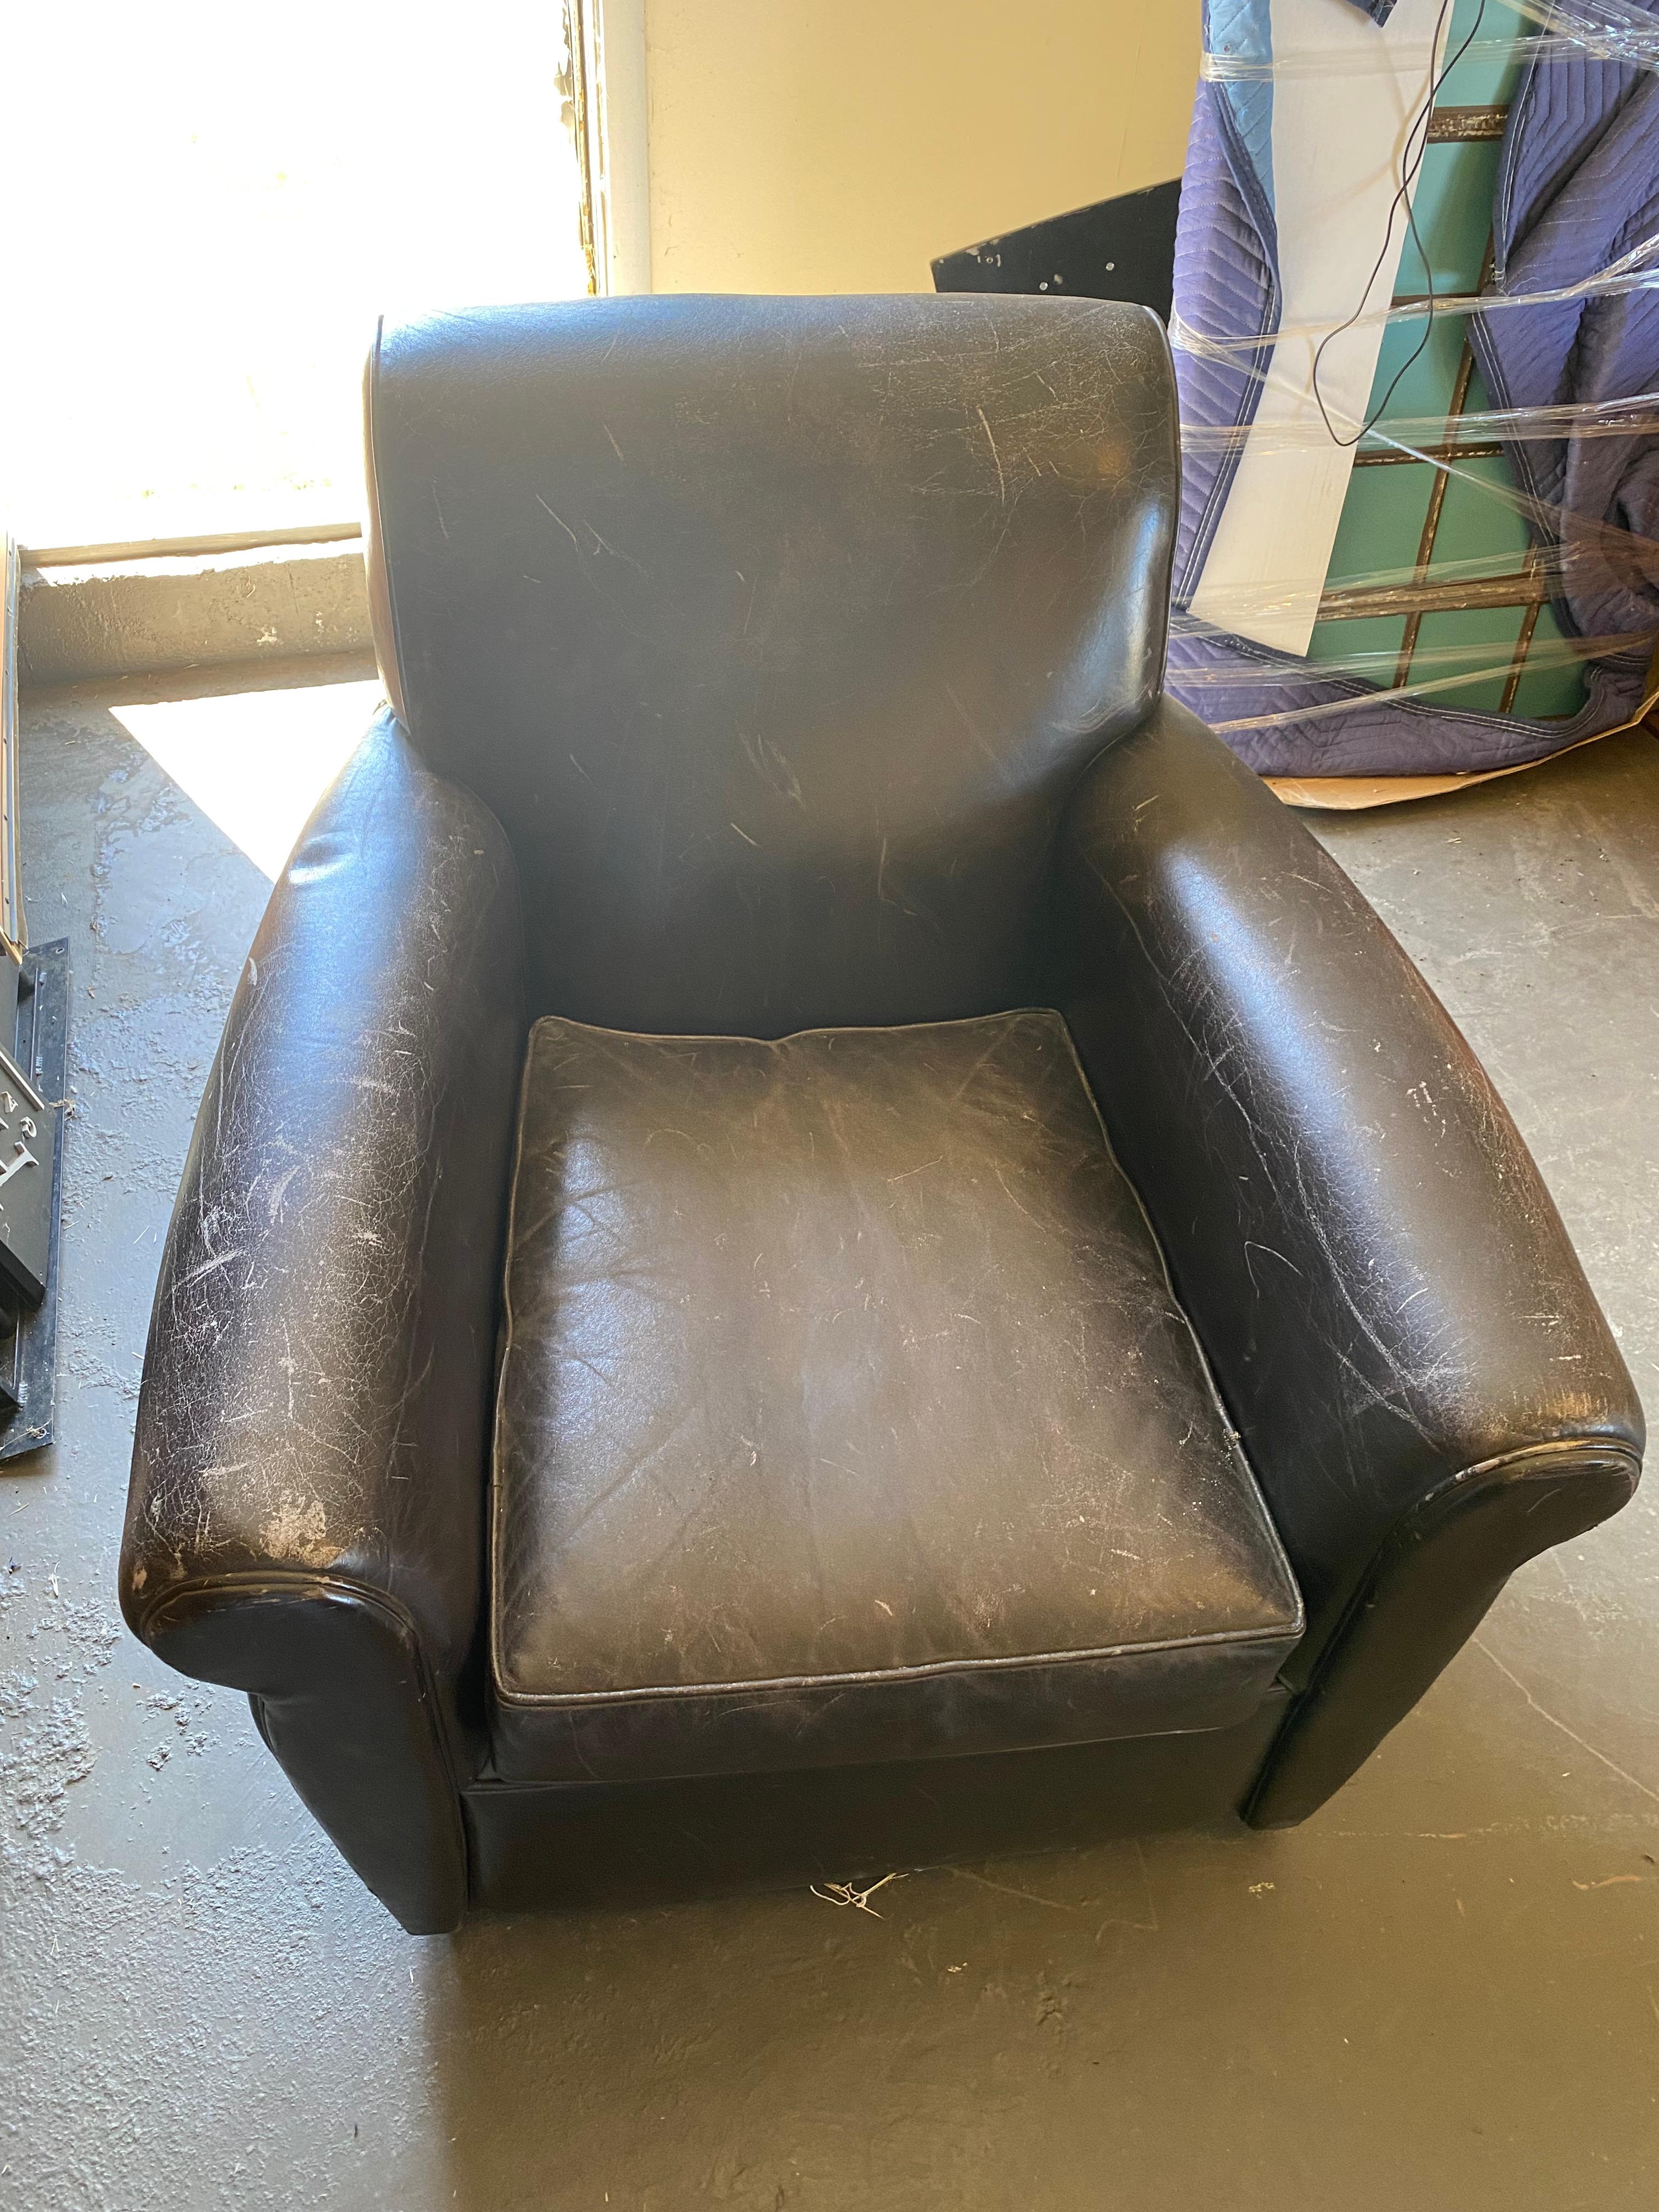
[1311,0,1489,449]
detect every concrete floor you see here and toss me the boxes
[4,694,1658,2211]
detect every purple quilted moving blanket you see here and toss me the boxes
[1168,0,1659,778]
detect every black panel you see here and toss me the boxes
[933,180,1182,323]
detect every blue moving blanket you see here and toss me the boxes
[1169,0,1659,777]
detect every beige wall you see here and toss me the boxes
[642,1,1201,295]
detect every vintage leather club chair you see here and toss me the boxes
[120,297,1643,1932]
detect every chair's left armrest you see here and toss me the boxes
[120,711,524,1929]
[1056,697,1643,1826]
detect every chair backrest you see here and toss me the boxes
[366,294,1176,1034]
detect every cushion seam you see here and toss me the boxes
[494,1616,1302,1710]
[521,1005,1059,1051]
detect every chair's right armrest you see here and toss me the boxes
[120,711,524,1930]
[1057,697,1643,1825]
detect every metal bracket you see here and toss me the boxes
[0,940,67,1460]
[2,534,68,1460]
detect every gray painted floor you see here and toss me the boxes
[4,698,1657,2211]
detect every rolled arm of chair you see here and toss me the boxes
[121,712,524,1929]
[1058,697,1643,1826]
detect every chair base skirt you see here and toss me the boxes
[460,1695,1290,1915]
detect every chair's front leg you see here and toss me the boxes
[1057,697,1643,1825]
[121,713,524,1931]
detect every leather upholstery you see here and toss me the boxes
[149,1578,468,1936]
[121,714,525,1928]
[1060,696,1643,1819]
[489,1010,1302,1783]
[121,297,1642,1929]
[465,1701,1291,1914]
[367,295,1177,1034]
[1244,1438,1637,1827]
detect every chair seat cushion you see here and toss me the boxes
[488,1010,1302,1785]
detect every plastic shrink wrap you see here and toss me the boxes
[1171,0,1659,804]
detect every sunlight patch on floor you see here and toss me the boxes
[115,681,385,880]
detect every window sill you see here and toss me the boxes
[17,539,371,691]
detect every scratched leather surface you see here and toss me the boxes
[1060,697,1644,1696]
[121,713,526,1689]
[489,1010,1302,1784]
[368,294,1177,1035]
[119,302,1646,1925]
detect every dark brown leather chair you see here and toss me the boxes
[119,297,1644,1933]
